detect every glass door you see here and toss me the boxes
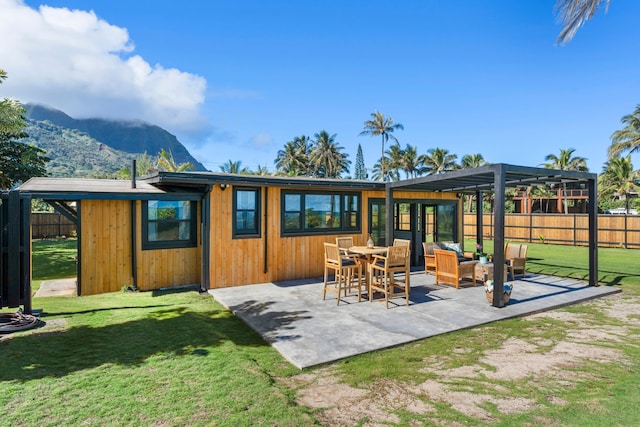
[368,199,386,247]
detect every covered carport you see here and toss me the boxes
[383,163,599,307]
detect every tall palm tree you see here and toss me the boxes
[219,159,249,174]
[308,130,350,178]
[554,0,610,45]
[599,156,640,214]
[360,111,404,181]
[422,147,458,175]
[542,148,588,214]
[609,104,640,159]
[400,144,426,179]
[274,135,311,176]
[460,153,487,212]
[155,149,194,172]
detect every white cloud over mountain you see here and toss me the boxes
[0,0,208,136]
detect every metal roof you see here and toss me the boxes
[17,177,204,200]
[16,163,597,199]
[143,171,386,190]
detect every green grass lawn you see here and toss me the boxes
[1,238,638,425]
[465,239,640,292]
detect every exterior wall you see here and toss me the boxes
[208,186,459,288]
[80,199,133,295]
[134,200,201,291]
[79,199,201,295]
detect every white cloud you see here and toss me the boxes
[0,0,208,135]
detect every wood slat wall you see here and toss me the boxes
[464,213,640,248]
[208,186,458,288]
[80,199,133,295]
[134,200,201,291]
[79,200,201,295]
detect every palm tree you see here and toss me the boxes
[155,149,194,172]
[308,130,350,178]
[609,104,640,159]
[400,144,425,179]
[599,156,640,214]
[274,135,311,176]
[422,147,458,175]
[360,111,404,181]
[542,148,588,214]
[554,0,610,45]
[251,165,271,176]
[460,153,487,212]
[219,159,249,174]
[385,144,404,181]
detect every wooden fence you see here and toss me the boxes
[464,213,640,249]
[32,212,76,239]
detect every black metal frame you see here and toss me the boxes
[1,191,32,313]
[387,163,599,307]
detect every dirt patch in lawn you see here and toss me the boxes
[285,292,640,426]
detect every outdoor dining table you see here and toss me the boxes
[348,245,388,286]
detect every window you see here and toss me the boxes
[282,191,360,235]
[142,200,197,250]
[234,187,261,237]
[394,203,411,231]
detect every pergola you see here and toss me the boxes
[385,163,599,307]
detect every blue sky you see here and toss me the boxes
[2,0,639,175]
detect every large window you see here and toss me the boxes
[282,191,360,235]
[233,187,261,237]
[142,200,197,250]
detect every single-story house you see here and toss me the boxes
[14,163,599,308]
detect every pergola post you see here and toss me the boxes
[475,190,483,250]
[588,176,598,286]
[492,165,506,308]
[385,184,394,246]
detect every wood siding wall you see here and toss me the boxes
[79,199,201,295]
[208,186,458,288]
[464,213,640,248]
[133,200,201,291]
[80,199,133,295]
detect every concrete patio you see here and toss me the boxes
[210,272,619,369]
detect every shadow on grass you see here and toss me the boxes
[0,305,268,382]
[528,261,639,287]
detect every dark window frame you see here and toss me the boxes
[281,190,361,236]
[233,187,262,238]
[142,200,198,250]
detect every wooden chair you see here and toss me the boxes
[393,238,411,248]
[323,243,364,305]
[434,249,478,289]
[505,243,528,279]
[369,245,410,308]
[336,236,355,256]
[422,242,440,274]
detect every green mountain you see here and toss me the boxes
[23,103,207,177]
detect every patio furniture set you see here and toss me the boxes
[423,241,528,288]
[323,238,527,308]
[323,237,411,308]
